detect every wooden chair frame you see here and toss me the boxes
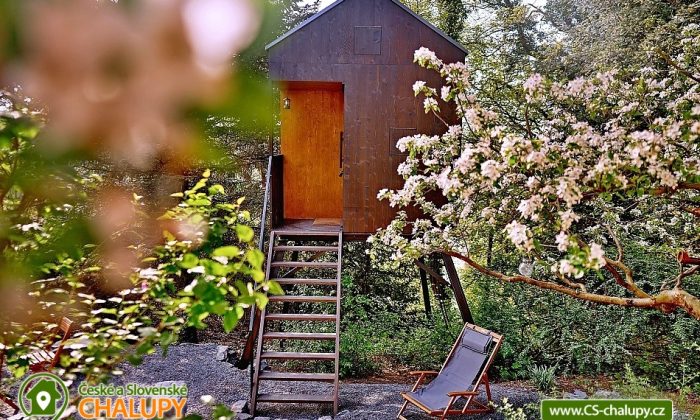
[27,317,74,373]
[397,323,503,420]
[0,349,19,414]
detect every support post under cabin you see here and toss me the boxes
[441,254,474,324]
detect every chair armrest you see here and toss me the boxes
[409,370,438,376]
[447,390,479,397]
[408,371,439,392]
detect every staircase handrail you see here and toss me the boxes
[235,155,273,369]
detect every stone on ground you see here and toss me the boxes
[232,399,249,414]
[215,345,229,362]
[563,389,588,399]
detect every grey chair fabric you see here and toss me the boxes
[406,329,492,411]
[461,329,492,354]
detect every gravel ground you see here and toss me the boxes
[1,343,539,419]
[114,344,537,419]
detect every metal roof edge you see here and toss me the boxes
[265,0,468,55]
[265,0,346,51]
[390,0,468,55]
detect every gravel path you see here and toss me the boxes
[113,344,538,419]
[1,343,539,419]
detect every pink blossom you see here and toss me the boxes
[589,243,606,268]
[555,231,569,252]
[413,47,440,67]
[480,160,501,181]
[505,220,529,248]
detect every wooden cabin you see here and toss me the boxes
[266,0,467,238]
[246,2,470,415]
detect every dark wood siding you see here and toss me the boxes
[268,0,465,236]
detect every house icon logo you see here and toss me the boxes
[18,372,69,419]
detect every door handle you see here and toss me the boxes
[339,131,344,177]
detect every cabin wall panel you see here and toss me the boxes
[268,0,466,235]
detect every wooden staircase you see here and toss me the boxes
[251,229,342,416]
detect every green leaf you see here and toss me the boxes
[179,253,199,269]
[188,198,212,206]
[160,331,177,348]
[126,355,144,366]
[213,246,240,258]
[208,184,225,195]
[246,248,264,268]
[212,405,233,418]
[223,310,239,332]
[266,281,284,296]
[251,269,265,282]
[121,305,140,315]
[236,225,255,242]
[254,293,269,309]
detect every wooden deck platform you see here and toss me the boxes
[276,219,342,233]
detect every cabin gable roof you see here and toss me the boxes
[265,0,467,54]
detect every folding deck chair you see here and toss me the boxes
[26,317,74,373]
[397,323,503,420]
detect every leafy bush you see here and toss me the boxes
[467,240,700,390]
[493,398,540,420]
[528,365,557,394]
[615,365,655,399]
[2,171,277,383]
[339,322,380,378]
[336,257,463,378]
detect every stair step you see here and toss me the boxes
[274,246,338,252]
[258,372,336,382]
[271,261,338,269]
[265,313,336,322]
[263,332,336,341]
[273,278,337,286]
[257,393,335,403]
[274,231,339,237]
[260,351,336,360]
[269,295,337,303]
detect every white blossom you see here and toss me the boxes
[555,231,570,252]
[413,47,439,67]
[480,160,501,181]
[412,81,426,95]
[589,243,606,268]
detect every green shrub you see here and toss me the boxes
[528,364,556,394]
[339,322,380,377]
[493,398,540,420]
[467,241,700,390]
[337,259,463,377]
[390,321,462,369]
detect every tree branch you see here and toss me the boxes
[606,225,623,262]
[654,48,700,84]
[674,265,699,289]
[444,251,700,320]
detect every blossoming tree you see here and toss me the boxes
[370,25,700,320]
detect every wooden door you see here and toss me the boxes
[281,82,344,220]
